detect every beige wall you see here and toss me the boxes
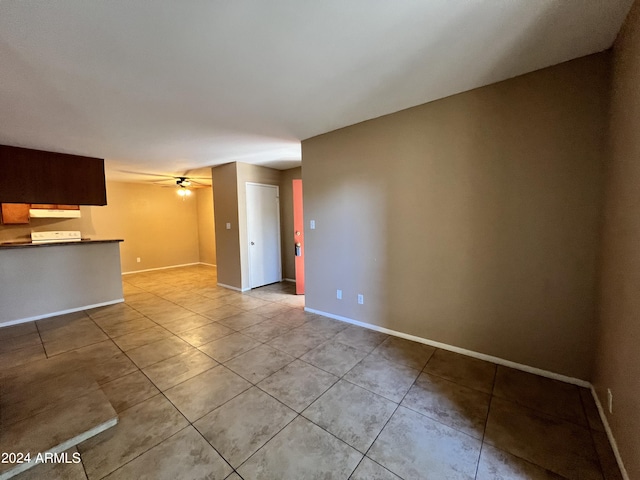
[280,167,303,281]
[0,181,201,273]
[100,182,200,273]
[302,53,609,380]
[593,2,640,477]
[196,187,216,266]
[212,163,242,288]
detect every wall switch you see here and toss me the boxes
[310,220,315,229]
[226,222,231,230]
[136,257,141,263]
[337,289,342,300]
[607,388,613,414]
[357,294,364,305]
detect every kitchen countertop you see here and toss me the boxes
[0,239,123,249]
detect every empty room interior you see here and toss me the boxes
[0,1,639,480]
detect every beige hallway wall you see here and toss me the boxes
[0,181,201,273]
[212,163,241,289]
[302,53,609,380]
[196,187,216,266]
[211,162,301,291]
[593,1,640,477]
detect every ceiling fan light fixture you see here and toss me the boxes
[177,186,191,197]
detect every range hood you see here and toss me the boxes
[29,208,81,218]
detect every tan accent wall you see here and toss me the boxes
[212,163,242,288]
[279,167,302,281]
[302,53,609,380]
[196,187,216,266]
[0,181,201,273]
[593,2,640,477]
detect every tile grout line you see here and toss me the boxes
[231,412,300,474]
[32,320,48,359]
[26,268,579,480]
[474,374,600,479]
[84,276,242,479]
[78,446,91,480]
[579,386,608,477]
[72,303,168,479]
[473,364,498,480]
[92,425,209,480]
[123,276,378,473]
[356,354,430,479]
[144,311,361,474]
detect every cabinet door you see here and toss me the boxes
[30,204,80,210]
[1,204,30,224]
[31,204,57,209]
[0,145,107,205]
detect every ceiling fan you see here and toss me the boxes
[116,170,211,197]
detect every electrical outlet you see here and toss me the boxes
[336,289,342,300]
[607,388,613,414]
[357,294,364,305]
[310,220,316,229]
[226,223,231,230]
[136,257,141,263]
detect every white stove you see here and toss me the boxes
[31,231,82,243]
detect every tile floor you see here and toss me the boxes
[1,265,623,480]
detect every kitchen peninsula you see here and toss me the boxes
[0,239,124,327]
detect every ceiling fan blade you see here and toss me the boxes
[116,169,174,178]
[190,179,210,186]
[182,169,212,180]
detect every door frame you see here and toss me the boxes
[246,182,282,289]
[292,179,305,295]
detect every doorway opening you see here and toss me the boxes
[246,183,282,289]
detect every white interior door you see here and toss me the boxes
[246,183,282,288]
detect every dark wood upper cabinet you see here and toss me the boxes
[0,145,107,205]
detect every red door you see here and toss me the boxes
[293,179,305,295]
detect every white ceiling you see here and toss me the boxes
[0,0,633,183]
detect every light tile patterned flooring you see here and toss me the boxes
[1,265,623,480]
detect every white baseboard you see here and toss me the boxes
[0,299,125,328]
[304,307,590,388]
[217,283,251,292]
[590,386,630,480]
[305,307,631,475]
[122,262,201,275]
[199,262,217,267]
[283,278,296,283]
